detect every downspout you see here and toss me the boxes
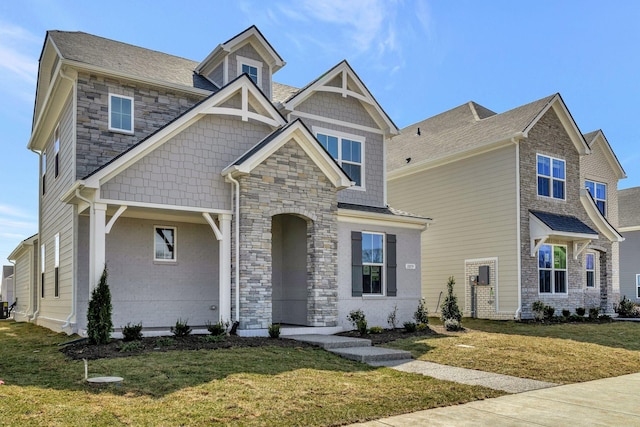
[63,188,93,329]
[59,68,77,331]
[512,136,523,319]
[227,174,241,323]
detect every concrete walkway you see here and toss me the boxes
[349,373,640,426]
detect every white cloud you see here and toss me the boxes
[0,205,35,220]
[0,22,39,86]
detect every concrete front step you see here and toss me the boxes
[329,346,413,363]
[284,334,372,349]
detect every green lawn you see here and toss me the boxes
[0,321,501,426]
[385,318,640,384]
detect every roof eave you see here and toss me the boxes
[579,189,624,242]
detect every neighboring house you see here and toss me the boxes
[387,94,624,319]
[9,26,428,336]
[7,234,38,322]
[618,187,640,302]
[1,265,15,304]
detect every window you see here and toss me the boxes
[316,130,364,187]
[362,233,384,294]
[54,126,60,178]
[585,253,595,288]
[538,244,567,294]
[636,274,640,298]
[109,94,134,133]
[41,150,46,195]
[154,226,176,261]
[537,154,565,200]
[54,234,60,298]
[237,56,262,86]
[585,180,606,216]
[41,244,45,298]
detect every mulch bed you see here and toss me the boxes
[62,327,437,360]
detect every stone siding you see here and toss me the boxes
[235,139,338,329]
[519,110,614,317]
[75,72,206,179]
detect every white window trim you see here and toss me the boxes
[636,274,640,299]
[108,94,134,134]
[236,55,262,86]
[41,149,47,195]
[154,226,177,262]
[585,252,596,288]
[41,243,45,298]
[313,126,366,190]
[362,231,385,296]
[536,153,566,200]
[538,243,568,295]
[54,234,60,298]
[54,125,60,179]
[585,180,606,216]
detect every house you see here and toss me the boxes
[9,26,428,336]
[387,94,624,319]
[1,265,14,304]
[618,187,640,302]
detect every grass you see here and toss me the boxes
[385,318,640,384]
[0,321,501,426]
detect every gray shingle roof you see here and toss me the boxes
[48,31,216,91]
[388,95,557,172]
[530,210,597,235]
[618,187,640,228]
[272,82,300,104]
[338,202,431,220]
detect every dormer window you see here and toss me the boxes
[585,180,606,216]
[237,56,262,86]
[109,94,134,133]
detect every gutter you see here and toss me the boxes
[512,136,523,319]
[226,174,241,323]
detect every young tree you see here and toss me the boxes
[87,266,113,345]
[441,276,462,330]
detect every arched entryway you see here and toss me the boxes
[271,214,309,325]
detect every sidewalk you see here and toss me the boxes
[349,373,640,426]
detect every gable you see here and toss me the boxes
[296,91,379,129]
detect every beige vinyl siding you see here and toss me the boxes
[12,249,34,322]
[388,145,519,315]
[38,93,75,329]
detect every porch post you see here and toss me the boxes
[90,203,107,291]
[219,213,232,322]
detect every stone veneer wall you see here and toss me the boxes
[75,72,206,179]
[519,110,614,318]
[234,139,339,329]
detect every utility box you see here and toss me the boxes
[0,302,7,319]
[479,265,490,285]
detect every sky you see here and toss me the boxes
[1,0,639,263]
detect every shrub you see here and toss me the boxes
[387,304,399,329]
[441,276,462,323]
[568,314,583,322]
[122,322,143,341]
[403,321,417,332]
[119,341,143,352]
[414,298,429,325]
[206,320,229,336]
[561,309,570,318]
[171,318,192,337]
[347,309,368,336]
[416,322,429,331]
[87,267,113,345]
[615,296,639,318]
[532,301,545,321]
[543,305,555,320]
[268,323,281,339]
[368,326,384,334]
[444,318,462,331]
[576,307,586,316]
[155,337,174,347]
[588,307,600,320]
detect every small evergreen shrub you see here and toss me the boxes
[576,307,586,316]
[416,322,429,331]
[615,296,639,318]
[206,320,229,336]
[444,318,462,331]
[532,301,545,321]
[347,309,368,336]
[588,307,600,320]
[122,322,143,341]
[561,309,570,318]
[119,341,143,352]
[414,298,429,325]
[155,337,174,347]
[441,276,462,324]
[368,326,384,334]
[268,323,281,339]
[568,313,583,322]
[387,304,399,329]
[87,267,113,345]
[543,305,555,320]
[403,321,417,332]
[171,318,192,337]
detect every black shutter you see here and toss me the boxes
[351,231,363,297]
[387,234,397,297]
